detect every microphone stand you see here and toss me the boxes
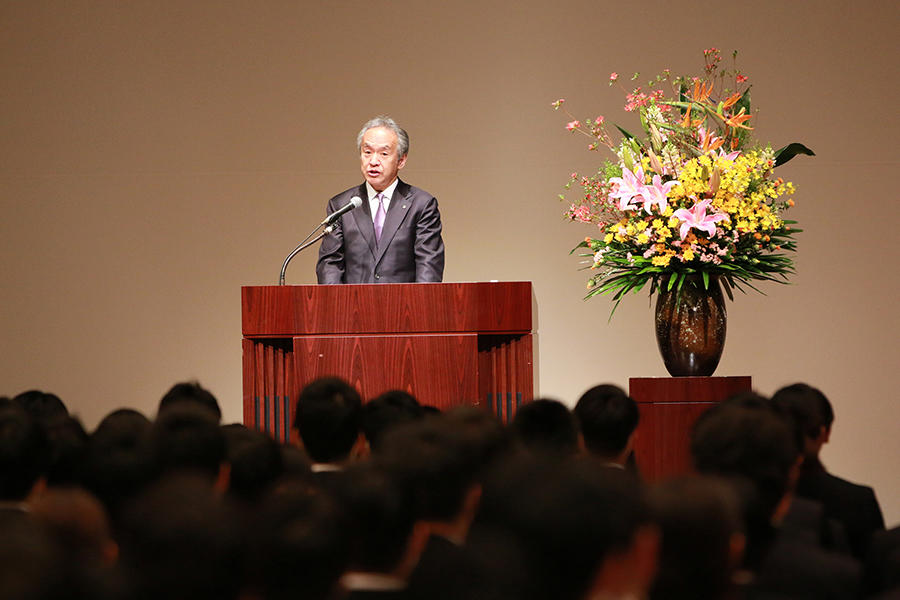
[278,223,335,285]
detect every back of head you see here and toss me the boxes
[0,404,49,502]
[377,417,479,522]
[82,409,155,524]
[221,424,284,505]
[117,474,245,600]
[150,405,226,480]
[443,406,510,474]
[361,389,424,453]
[0,511,65,600]
[474,454,651,600]
[12,390,68,423]
[158,381,222,422]
[43,415,89,487]
[293,377,361,464]
[508,398,579,458]
[332,462,415,574]
[690,398,798,564]
[247,481,349,600]
[649,476,744,600]
[574,384,639,458]
[31,487,116,567]
[771,383,830,454]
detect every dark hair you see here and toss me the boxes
[508,398,579,457]
[44,415,89,486]
[377,418,480,521]
[82,408,155,524]
[690,399,798,566]
[247,482,349,600]
[117,474,245,600]
[293,377,361,463]
[221,424,283,505]
[159,381,221,422]
[150,405,226,480]
[0,404,50,501]
[332,462,415,573]
[361,389,424,453]
[474,454,650,600]
[574,384,639,457]
[649,476,743,600]
[771,383,830,441]
[12,390,68,422]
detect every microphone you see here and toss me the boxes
[321,196,363,225]
[279,196,363,285]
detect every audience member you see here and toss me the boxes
[648,475,744,600]
[508,398,581,458]
[43,414,89,487]
[31,487,118,567]
[246,480,350,600]
[221,423,284,507]
[0,403,49,507]
[773,382,885,560]
[574,383,639,468]
[293,377,363,469]
[691,396,860,599]
[117,474,245,600]
[12,389,68,423]
[471,454,658,600]
[332,462,424,598]
[377,418,483,599]
[158,380,222,422]
[149,404,229,490]
[81,408,155,526]
[361,389,424,454]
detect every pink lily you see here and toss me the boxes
[640,174,677,214]
[673,198,728,240]
[608,165,645,211]
[717,147,741,161]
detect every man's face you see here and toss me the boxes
[360,126,406,192]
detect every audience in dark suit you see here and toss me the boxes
[691,394,862,599]
[0,377,895,600]
[773,382,885,560]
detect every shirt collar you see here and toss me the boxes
[365,178,400,203]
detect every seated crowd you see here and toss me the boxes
[0,379,896,600]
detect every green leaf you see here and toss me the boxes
[615,124,638,140]
[774,143,816,167]
[702,271,710,290]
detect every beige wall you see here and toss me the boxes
[2,1,898,524]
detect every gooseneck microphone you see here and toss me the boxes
[321,196,363,225]
[279,196,363,285]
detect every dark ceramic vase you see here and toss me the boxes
[654,275,727,377]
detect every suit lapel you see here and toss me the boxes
[348,183,378,257]
[374,179,412,265]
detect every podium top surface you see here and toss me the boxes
[242,281,533,336]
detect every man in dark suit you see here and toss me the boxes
[773,383,885,560]
[316,116,444,284]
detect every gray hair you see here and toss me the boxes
[357,116,409,158]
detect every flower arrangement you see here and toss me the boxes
[554,49,813,313]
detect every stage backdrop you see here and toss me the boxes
[2,1,898,525]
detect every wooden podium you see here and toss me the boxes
[241,282,535,441]
[629,376,752,481]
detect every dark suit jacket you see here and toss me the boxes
[316,180,444,284]
[796,457,885,560]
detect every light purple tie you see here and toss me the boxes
[373,193,386,243]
